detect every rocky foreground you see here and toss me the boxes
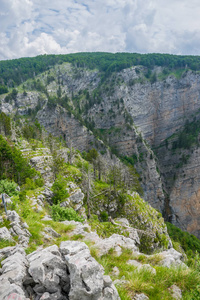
[0,242,119,300]
[0,210,186,300]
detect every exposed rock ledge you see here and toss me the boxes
[0,242,120,300]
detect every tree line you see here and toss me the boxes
[1,52,200,89]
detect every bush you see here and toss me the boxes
[51,175,69,204]
[166,222,200,255]
[0,135,37,184]
[51,205,84,222]
[19,190,26,202]
[23,178,36,190]
[100,211,108,222]
[0,180,18,197]
[35,177,45,187]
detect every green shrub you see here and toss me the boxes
[51,205,84,222]
[0,135,37,184]
[23,178,36,190]
[100,211,108,222]
[22,176,44,191]
[0,179,18,197]
[35,177,45,187]
[19,190,26,202]
[51,175,69,204]
[166,222,200,256]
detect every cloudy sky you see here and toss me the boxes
[0,0,200,60]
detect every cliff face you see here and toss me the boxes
[85,68,200,237]
[89,68,200,147]
[155,136,200,237]
[37,104,96,153]
[2,63,200,238]
[123,71,200,147]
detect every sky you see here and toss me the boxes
[0,0,200,60]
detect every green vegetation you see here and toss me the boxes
[51,205,84,222]
[95,247,200,300]
[0,179,19,196]
[22,120,43,141]
[0,112,11,136]
[51,174,69,204]
[172,118,200,150]
[0,239,16,249]
[0,85,8,95]
[167,222,200,257]
[0,135,37,184]
[1,53,200,87]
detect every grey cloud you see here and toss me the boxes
[0,0,200,60]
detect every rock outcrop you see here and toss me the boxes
[0,210,31,248]
[0,242,120,300]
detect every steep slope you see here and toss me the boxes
[1,133,200,299]
[1,54,200,239]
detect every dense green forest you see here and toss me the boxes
[1,52,200,89]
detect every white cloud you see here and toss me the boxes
[0,0,200,60]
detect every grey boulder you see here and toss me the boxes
[60,241,120,300]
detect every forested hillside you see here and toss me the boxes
[1,52,200,89]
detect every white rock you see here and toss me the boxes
[69,189,84,204]
[133,293,149,300]
[169,284,182,300]
[7,210,21,223]
[0,227,13,241]
[0,246,25,261]
[112,266,120,276]
[128,260,142,267]
[115,218,130,227]
[96,234,139,256]
[1,251,28,285]
[60,241,120,300]
[27,245,68,294]
[159,248,187,268]
[0,279,27,300]
[44,227,61,238]
[128,260,156,275]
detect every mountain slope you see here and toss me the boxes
[1,53,200,239]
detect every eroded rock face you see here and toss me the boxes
[84,68,200,238]
[1,91,41,115]
[156,135,200,238]
[0,227,13,241]
[27,245,69,298]
[0,242,120,300]
[101,69,200,148]
[60,241,120,300]
[6,210,31,248]
[37,104,102,153]
[0,247,28,300]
